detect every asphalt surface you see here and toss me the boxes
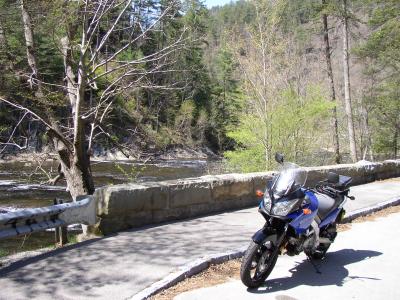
[176,211,400,300]
[0,180,399,300]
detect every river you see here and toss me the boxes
[0,158,225,256]
[0,159,225,211]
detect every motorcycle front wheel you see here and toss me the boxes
[240,239,278,288]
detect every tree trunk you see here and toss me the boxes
[265,146,269,170]
[342,0,358,162]
[361,97,374,161]
[21,0,94,202]
[20,0,36,74]
[20,0,43,98]
[394,129,398,159]
[0,19,6,49]
[321,2,340,164]
[55,30,94,234]
[59,27,94,200]
[0,19,7,84]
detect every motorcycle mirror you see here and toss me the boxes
[275,152,284,164]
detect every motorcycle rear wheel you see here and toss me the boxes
[240,239,278,288]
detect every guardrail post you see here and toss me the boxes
[54,199,68,246]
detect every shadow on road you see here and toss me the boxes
[0,208,260,299]
[249,249,382,294]
[0,237,104,276]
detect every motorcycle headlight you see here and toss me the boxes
[263,193,272,212]
[271,199,299,216]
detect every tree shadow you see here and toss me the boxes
[0,237,104,276]
[248,249,382,294]
[0,207,262,299]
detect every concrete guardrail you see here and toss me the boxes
[93,160,400,235]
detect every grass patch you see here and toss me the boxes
[0,231,79,258]
[0,248,9,257]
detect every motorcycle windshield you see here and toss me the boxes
[271,162,307,198]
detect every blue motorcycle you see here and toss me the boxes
[240,153,354,288]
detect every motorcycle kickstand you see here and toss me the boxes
[306,255,322,274]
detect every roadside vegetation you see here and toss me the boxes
[0,1,398,170]
[0,231,78,260]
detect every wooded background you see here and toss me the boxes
[0,0,399,176]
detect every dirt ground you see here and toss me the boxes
[150,259,242,300]
[151,204,400,300]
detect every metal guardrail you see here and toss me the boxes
[0,196,96,240]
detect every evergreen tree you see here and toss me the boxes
[356,0,400,158]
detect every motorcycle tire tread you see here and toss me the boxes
[240,240,278,288]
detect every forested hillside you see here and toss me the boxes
[0,0,399,174]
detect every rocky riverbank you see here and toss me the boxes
[0,145,220,164]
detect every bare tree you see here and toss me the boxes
[1,1,185,212]
[230,0,287,169]
[226,0,331,169]
[341,0,357,162]
[358,66,375,161]
[321,0,340,164]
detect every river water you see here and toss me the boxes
[0,159,224,211]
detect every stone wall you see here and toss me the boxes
[93,160,400,235]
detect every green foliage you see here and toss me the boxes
[141,123,177,149]
[0,248,8,258]
[174,99,195,140]
[355,0,400,158]
[115,163,145,183]
[0,125,8,134]
[0,232,55,258]
[0,0,398,164]
[208,47,242,150]
[356,0,400,71]
[224,143,266,173]
[225,86,333,171]
[368,79,400,155]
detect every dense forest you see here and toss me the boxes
[0,0,399,183]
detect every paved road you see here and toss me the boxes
[176,211,400,300]
[0,180,399,300]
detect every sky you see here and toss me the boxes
[204,0,237,8]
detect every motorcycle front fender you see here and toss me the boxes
[252,227,278,245]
